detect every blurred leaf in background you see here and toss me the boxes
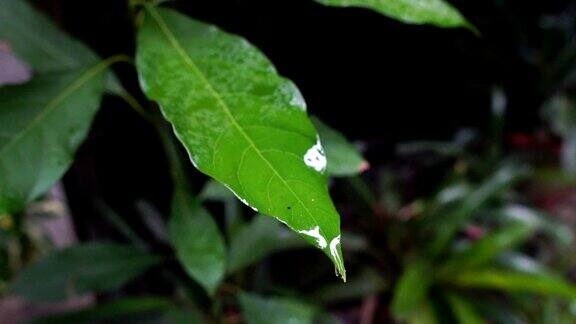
[169,187,226,297]
[11,243,160,302]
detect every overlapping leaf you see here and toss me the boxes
[0,0,98,72]
[445,293,485,324]
[228,215,306,274]
[315,0,470,28]
[169,186,226,296]
[0,67,106,214]
[0,0,123,93]
[11,243,160,302]
[136,6,346,279]
[239,293,319,324]
[448,269,576,299]
[313,117,367,177]
[391,259,432,319]
[30,297,174,324]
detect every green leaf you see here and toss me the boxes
[496,253,546,274]
[405,298,439,324]
[493,205,573,247]
[239,292,318,324]
[0,0,122,94]
[473,298,525,324]
[160,308,205,324]
[11,243,160,302]
[200,179,235,201]
[311,268,387,304]
[30,297,173,324]
[0,66,107,214]
[315,0,470,28]
[312,117,367,177]
[440,222,534,272]
[428,164,526,255]
[136,6,346,279]
[169,186,226,296]
[391,259,433,319]
[228,215,306,274]
[449,269,576,299]
[445,293,486,324]
[0,0,98,72]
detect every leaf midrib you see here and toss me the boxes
[0,60,109,157]
[146,7,329,240]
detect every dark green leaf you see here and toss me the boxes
[11,243,160,302]
[449,269,576,299]
[199,179,235,201]
[159,307,205,324]
[445,293,486,324]
[315,0,470,28]
[391,259,432,319]
[428,164,526,255]
[473,298,525,324]
[136,6,345,279]
[0,0,122,94]
[311,268,387,304]
[0,0,97,72]
[441,222,534,272]
[404,298,439,324]
[0,67,106,214]
[494,205,573,247]
[239,292,318,324]
[169,186,226,296]
[30,297,173,324]
[228,215,306,274]
[312,117,367,177]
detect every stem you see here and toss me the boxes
[101,54,156,122]
[117,88,155,123]
[153,116,188,188]
[101,54,133,70]
[102,55,189,189]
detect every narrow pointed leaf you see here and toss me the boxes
[445,293,486,324]
[312,117,367,177]
[441,222,534,272]
[448,269,576,299]
[11,243,160,302]
[169,186,226,296]
[136,6,346,279]
[315,0,470,28]
[429,164,526,255]
[0,66,106,214]
[391,259,433,319]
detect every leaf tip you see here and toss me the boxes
[328,234,346,282]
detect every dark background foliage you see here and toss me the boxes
[1,1,575,321]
